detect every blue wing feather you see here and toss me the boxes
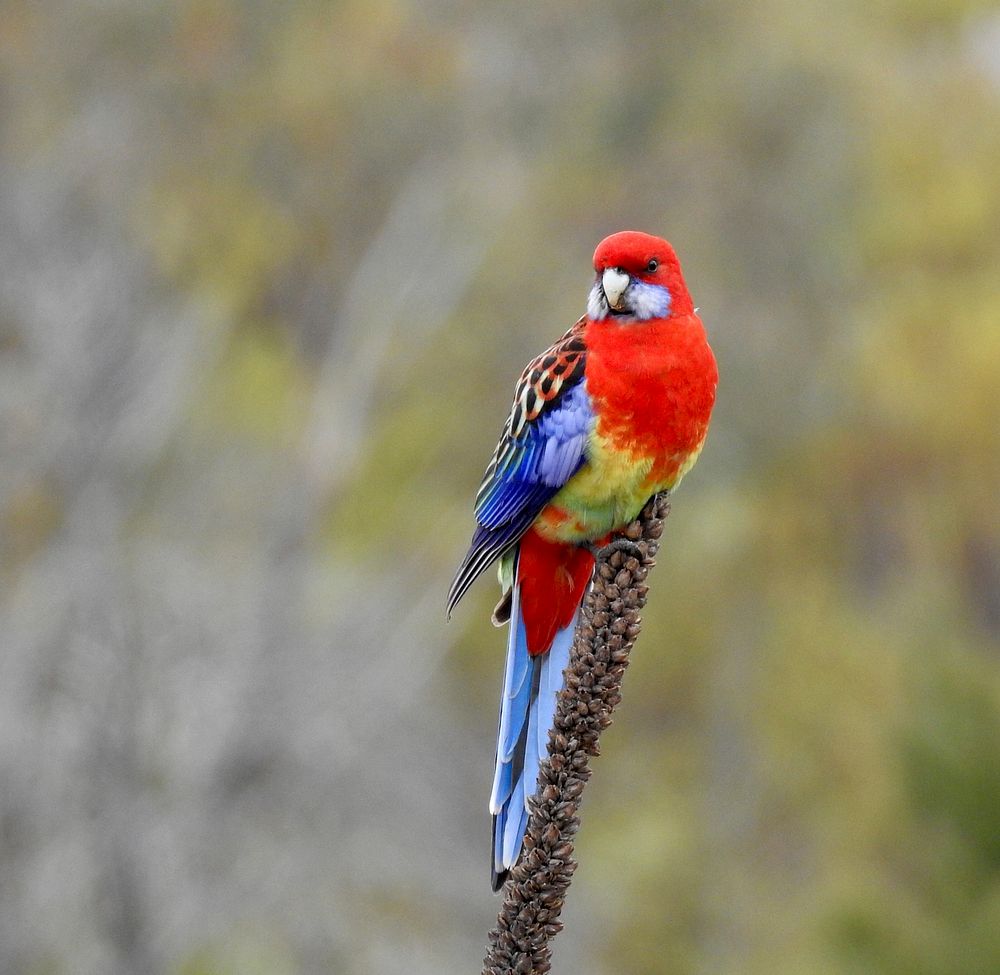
[447,321,590,617]
[476,381,593,528]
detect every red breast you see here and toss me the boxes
[583,313,718,478]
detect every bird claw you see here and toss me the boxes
[594,536,646,563]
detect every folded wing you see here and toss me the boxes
[447,318,591,614]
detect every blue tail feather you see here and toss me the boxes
[537,623,573,758]
[495,581,531,766]
[489,561,584,891]
[519,660,543,826]
[501,774,528,869]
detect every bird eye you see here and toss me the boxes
[645,259,659,272]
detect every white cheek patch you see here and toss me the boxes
[587,281,610,321]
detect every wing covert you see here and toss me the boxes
[448,319,591,614]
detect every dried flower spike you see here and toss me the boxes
[482,494,670,975]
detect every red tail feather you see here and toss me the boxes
[517,529,594,656]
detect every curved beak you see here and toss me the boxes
[601,267,630,311]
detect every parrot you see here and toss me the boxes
[447,231,717,891]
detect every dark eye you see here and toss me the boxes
[645,259,659,273]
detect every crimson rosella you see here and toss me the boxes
[447,231,717,890]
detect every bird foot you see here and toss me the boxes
[594,536,646,563]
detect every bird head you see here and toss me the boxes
[587,231,693,323]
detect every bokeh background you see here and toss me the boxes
[1,2,999,973]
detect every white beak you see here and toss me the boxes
[602,267,630,310]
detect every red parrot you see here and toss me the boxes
[448,231,717,889]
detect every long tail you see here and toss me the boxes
[489,529,594,891]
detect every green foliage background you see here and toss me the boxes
[1,1,998,973]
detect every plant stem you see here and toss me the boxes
[482,493,671,975]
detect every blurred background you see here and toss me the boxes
[1,1,999,973]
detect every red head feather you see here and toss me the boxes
[592,231,693,318]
